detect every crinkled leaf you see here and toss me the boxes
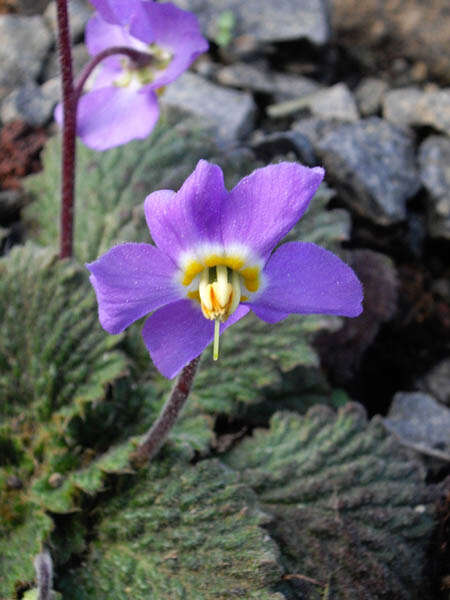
[29,437,136,514]
[224,404,434,600]
[57,459,284,599]
[0,243,127,418]
[0,505,53,598]
[30,380,213,514]
[105,380,215,459]
[0,244,133,534]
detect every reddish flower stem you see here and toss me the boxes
[56,0,153,259]
[56,0,76,259]
[133,357,201,464]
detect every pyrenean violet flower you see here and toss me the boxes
[55,0,208,150]
[87,161,363,378]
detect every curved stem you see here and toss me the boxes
[57,32,154,258]
[133,357,201,464]
[73,46,153,105]
[56,0,76,259]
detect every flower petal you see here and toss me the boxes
[142,300,249,378]
[248,242,363,320]
[222,163,324,262]
[248,305,290,324]
[136,2,208,88]
[90,0,148,27]
[144,160,227,264]
[75,85,159,151]
[85,13,138,57]
[87,243,180,335]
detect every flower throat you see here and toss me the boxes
[198,265,242,361]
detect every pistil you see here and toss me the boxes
[213,319,220,361]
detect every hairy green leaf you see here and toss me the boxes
[0,505,53,598]
[0,244,131,531]
[57,459,284,599]
[0,243,127,418]
[224,404,434,600]
[29,379,213,514]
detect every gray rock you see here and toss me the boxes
[169,0,330,45]
[0,15,52,101]
[268,83,359,121]
[314,117,420,224]
[251,130,317,165]
[1,81,57,126]
[418,135,450,239]
[44,0,93,42]
[418,359,450,407]
[384,87,450,136]
[43,43,90,82]
[163,71,256,143]
[303,83,359,121]
[384,391,450,462]
[382,87,422,129]
[216,61,321,101]
[354,77,388,117]
[291,116,334,146]
[416,88,450,137]
[40,77,61,109]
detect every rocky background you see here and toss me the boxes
[0,0,449,598]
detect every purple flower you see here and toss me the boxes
[56,1,208,150]
[87,161,363,378]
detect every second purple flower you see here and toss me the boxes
[56,0,208,150]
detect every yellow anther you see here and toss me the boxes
[199,269,213,313]
[228,269,242,315]
[212,265,230,307]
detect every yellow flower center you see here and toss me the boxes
[198,265,241,322]
[114,44,172,88]
[183,253,260,361]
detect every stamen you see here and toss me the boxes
[199,269,212,312]
[213,319,220,360]
[214,265,230,306]
[228,270,242,315]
